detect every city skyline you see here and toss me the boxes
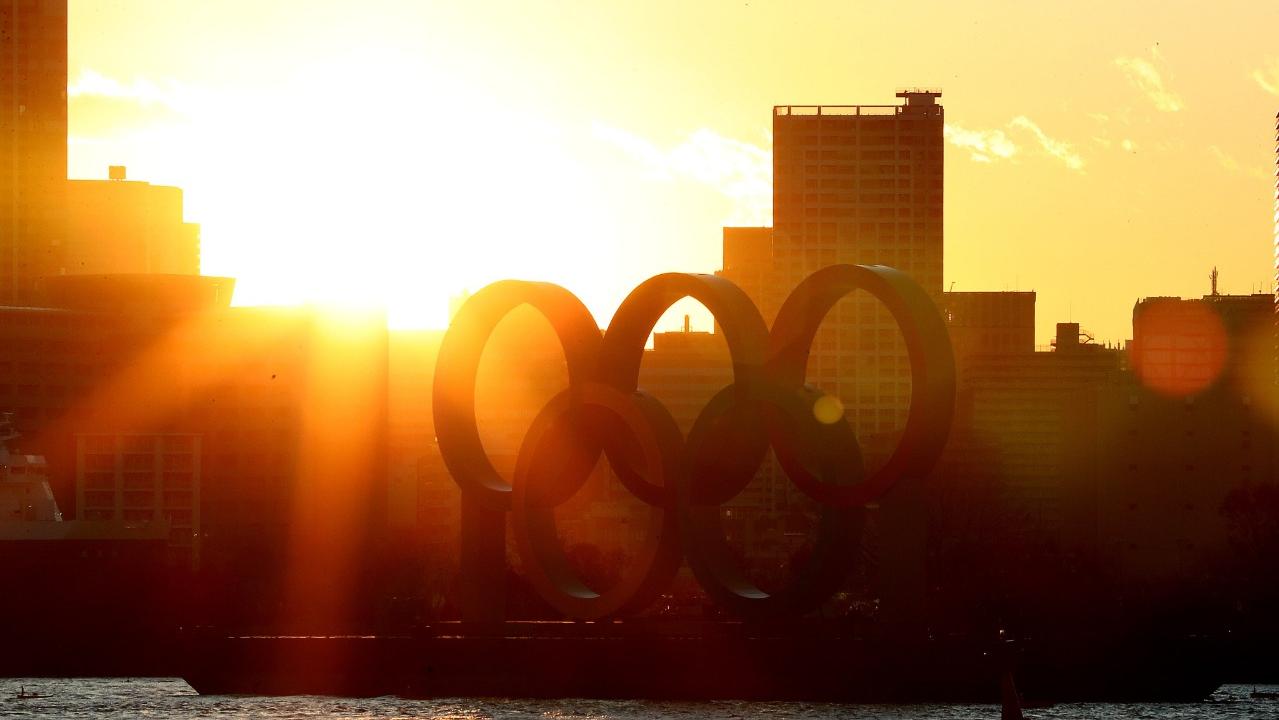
[7,2,1279,706]
[63,1,1279,341]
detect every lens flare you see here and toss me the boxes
[812,393,846,425]
[1131,299,1227,397]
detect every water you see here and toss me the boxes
[0,679,1274,719]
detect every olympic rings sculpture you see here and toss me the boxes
[433,265,955,622]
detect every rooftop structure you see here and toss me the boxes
[65,168,201,276]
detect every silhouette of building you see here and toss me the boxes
[772,91,944,450]
[715,93,946,631]
[943,291,1036,379]
[948,322,1121,544]
[65,167,201,275]
[1088,379,1276,585]
[0,275,390,629]
[717,227,782,323]
[1069,298,1279,589]
[75,433,202,566]
[0,0,68,305]
[1130,294,1272,398]
[641,320,732,434]
[639,323,797,560]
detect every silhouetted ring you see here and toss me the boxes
[767,264,956,506]
[433,280,602,512]
[681,382,864,620]
[435,265,957,621]
[598,272,770,391]
[599,272,773,498]
[512,382,683,619]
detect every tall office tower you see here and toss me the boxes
[0,0,68,305]
[770,91,944,635]
[772,91,943,458]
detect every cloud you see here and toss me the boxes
[943,124,1018,163]
[1115,51,1184,112]
[69,69,192,111]
[1209,145,1268,181]
[946,117,1083,171]
[1009,116,1085,171]
[593,123,772,224]
[67,69,201,137]
[1252,59,1279,96]
[1209,145,1240,172]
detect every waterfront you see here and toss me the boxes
[0,679,1276,719]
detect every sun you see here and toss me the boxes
[148,50,613,330]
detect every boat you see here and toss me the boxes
[0,413,60,522]
[15,685,42,700]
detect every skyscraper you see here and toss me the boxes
[771,90,944,456]
[0,0,68,305]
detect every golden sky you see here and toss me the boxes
[67,0,1279,343]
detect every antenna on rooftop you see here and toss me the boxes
[1210,267,1219,297]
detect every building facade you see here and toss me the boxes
[65,168,201,275]
[0,275,390,629]
[1089,380,1276,585]
[1131,294,1272,399]
[944,291,1037,380]
[949,322,1121,542]
[76,433,202,566]
[718,226,782,323]
[0,0,68,304]
[772,91,944,454]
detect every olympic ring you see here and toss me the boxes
[433,280,601,512]
[433,265,956,621]
[512,384,683,619]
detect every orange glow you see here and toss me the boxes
[68,2,1279,342]
[1130,299,1228,397]
[24,297,390,630]
[283,309,388,631]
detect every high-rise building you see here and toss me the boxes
[772,91,944,454]
[65,167,201,275]
[1130,294,1272,399]
[943,291,1036,380]
[716,94,946,631]
[0,0,68,304]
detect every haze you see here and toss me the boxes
[67,0,1279,340]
